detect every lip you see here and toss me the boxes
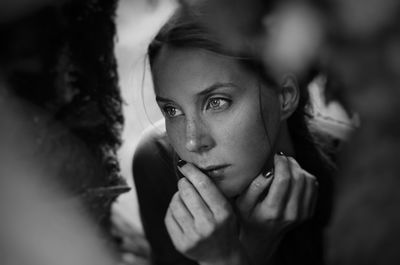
[200,164,229,171]
[198,164,230,179]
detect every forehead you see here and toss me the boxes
[152,47,253,97]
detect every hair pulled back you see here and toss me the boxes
[147,5,335,264]
[149,1,333,232]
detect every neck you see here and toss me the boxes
[262,121,295,173]
[275,121,295,157]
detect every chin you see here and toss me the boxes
[217,182,245,198]
[216,174,256,198]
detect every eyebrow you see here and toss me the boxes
[155,82,239,103]
[197,82,239,96]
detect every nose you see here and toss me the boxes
[185,118,215,153]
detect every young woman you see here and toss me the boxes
[132,6,334,265]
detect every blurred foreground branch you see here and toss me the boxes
[0,0,129,261]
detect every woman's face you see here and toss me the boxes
[153,47,282,197]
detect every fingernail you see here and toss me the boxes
[263,168,274,178]
[278,151,285,156]
[177,159,187,168]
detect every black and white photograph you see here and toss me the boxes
[1,0,399,264]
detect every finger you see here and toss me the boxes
[236,171,274,217]
[178,177,214,227]
[260,154,292,218]
[303,174,319,219]
[165,196,184,233]
[178,163,230,216]
[169,192,199,238]
[164,207,184,246]
[283,157,306,221]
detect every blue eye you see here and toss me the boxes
[163,106,183,118]
[206,98,230,111]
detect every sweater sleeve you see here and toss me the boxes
[132,125,197,265]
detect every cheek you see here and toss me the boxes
[213,110,272,197]
[218,101,281,188]
[222,90,280,161]
[233,116,271,168]
[221,105,273,164]
[165,120,186,155]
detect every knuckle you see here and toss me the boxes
[286,157,303,173]
[215,211,228,222]
[170,195,179,208]
[306,173,319,186]
[276,174,290,185]
[215,208,231,222]
[178,177,185,185]
[198,180,208,189]
[191,204,202,214]
[285,210,299,222]
[294,172,307,185]
[289,165,303,178]
[171,192,180,201]
[287,157,302,171]
[176,241,190,253]
[286,156,297,165]
[250,178,265,190]
[195,220,215,237]
[180,186,191,198]
[185,240,199,253]
[221,200,232,211]
[306,173,317,182]
[291,170,302,181]
[178,179,192,198]
[169,202,176,212]
[190,230,201,243]
[177,178,186,188]
[261,207,280,220]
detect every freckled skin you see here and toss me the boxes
[152,47,282,197]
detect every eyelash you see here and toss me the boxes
[205,97,231,111]
[162,105,183,118]
[161,96,232,119]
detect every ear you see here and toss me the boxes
[278,74,300,120]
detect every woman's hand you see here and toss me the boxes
[235,153,318,265]
[165,163,248,265]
